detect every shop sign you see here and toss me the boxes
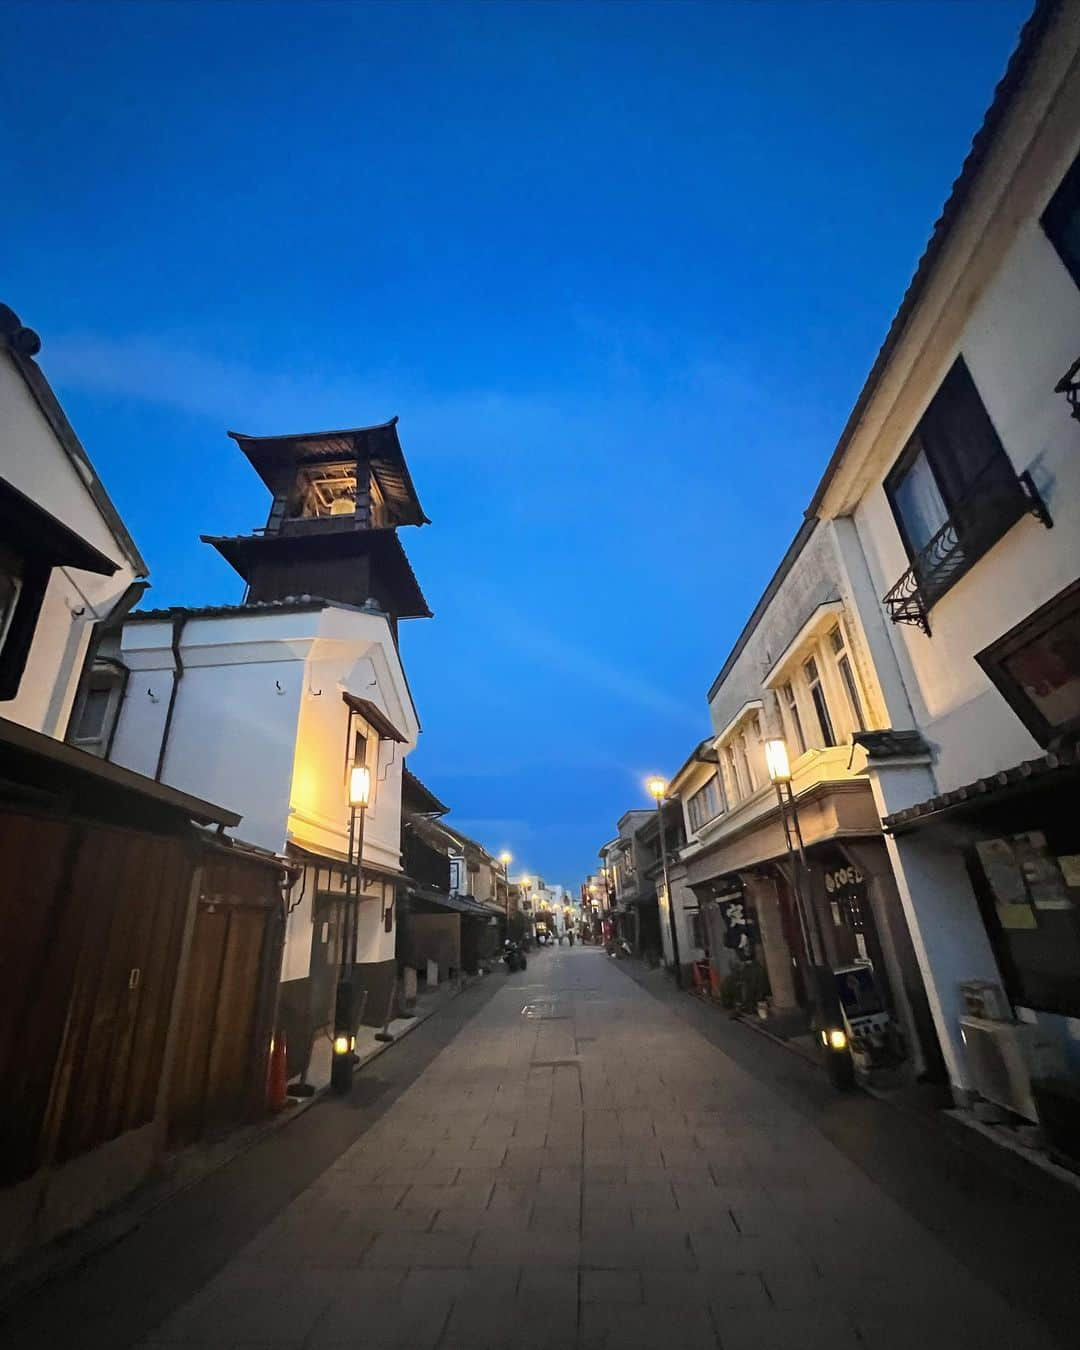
[714,885,756,963]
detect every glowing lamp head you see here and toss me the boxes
[349,764,371,808]
[765,738,792,785]
[822,1027,848,1051]
[646,776,667,802]
[499,851,512,867]
[333,1035,351,1056]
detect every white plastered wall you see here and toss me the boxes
[0,352,139,736]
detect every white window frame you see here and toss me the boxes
[0,569,22,653]
[827,622,866,737]
[71,662,125,756]
[687,773,725,831]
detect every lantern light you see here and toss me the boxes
[349,764,371,808]
[765,738,792,785]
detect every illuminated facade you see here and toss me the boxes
[102,420,431,1079]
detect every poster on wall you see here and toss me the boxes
[974,833,1074,927]
[975,838,1037,930]
[1012,832,1072,911]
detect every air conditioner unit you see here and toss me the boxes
[959,1016,1062,1122]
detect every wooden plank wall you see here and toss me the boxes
[165,850,284,1148]
[0,812,195,1187]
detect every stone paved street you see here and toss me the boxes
[130,945,1060,1350]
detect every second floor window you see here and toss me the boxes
[725,744,743,802]
[687,774,725,831]
[780,681,806,754]
[803,654,837,747]
[829,625,865,732]
[1042,148,1080,288]
[738,728,757,793]
[884,358,1020,603]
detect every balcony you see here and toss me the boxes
[882,461,1052,636]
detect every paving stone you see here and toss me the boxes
[131,950,1066,1350]
[529,1203,580,1234]
[579,1300,716,1348]
[307,1291,451,1348]
[372,1163,460,1185]
[398,1182,493,1210]
[712,1305,863,1350]
[488,1181,538,1210]
[581,1269,642,1302]
[398,1267,518,1302]
[360,1232,470,1268]
[149,1275,336,1344]
[517,1266,578,1302]
[470,1231,581,1268]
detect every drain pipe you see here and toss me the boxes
[155,608,188,782]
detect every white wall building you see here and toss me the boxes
[101,420,432,1076]
[669,520,934,1068]
[0,305,146,736]
[808,0,1080,1111]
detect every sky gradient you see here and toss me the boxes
[5,0,1032,888]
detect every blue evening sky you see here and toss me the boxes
[5,0,1030,888]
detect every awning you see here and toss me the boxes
[402,765,449,817]
[342,692,408,743]
[409,887,495,918]
[287,841,412,886]
[883,746,1080,834]
[0,476,119,576]
[0,714,240,828]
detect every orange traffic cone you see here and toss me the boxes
[267,1031,289,1111]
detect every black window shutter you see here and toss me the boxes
[1041,149,1080,288]
[919,357,1012,509]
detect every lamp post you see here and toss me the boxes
[331,763,371,1095]
[498,851,513,933]
[647,776,682,988]
[764,738,852,1087]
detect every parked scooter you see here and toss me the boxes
[502,939,527,973]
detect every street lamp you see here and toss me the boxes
[765,737,852,1087]
[646,776,682,988]
[332,762,371,1094]
[498,851,513,929]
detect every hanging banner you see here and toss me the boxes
[714,884,756,963]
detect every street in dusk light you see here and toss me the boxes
[2,2,1080,1348]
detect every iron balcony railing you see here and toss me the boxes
[882,460,1052,636]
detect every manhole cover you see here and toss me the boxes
[521,1001,569,1020]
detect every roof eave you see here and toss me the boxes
[804,0,1061,522]
[1,310,148,576]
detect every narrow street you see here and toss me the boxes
[4,944,1076,1350]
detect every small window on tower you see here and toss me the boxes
[296,463,358,519]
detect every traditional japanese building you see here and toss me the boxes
[99,419,432,1083]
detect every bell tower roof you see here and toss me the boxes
[227,417,429,527]
[206,416,432,628]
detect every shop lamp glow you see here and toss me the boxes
[349,764,371,808]
[765,738,792,785]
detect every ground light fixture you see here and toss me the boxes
[645,775,682,988]
[765,736,854,1089]
[333,761,371,1094]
